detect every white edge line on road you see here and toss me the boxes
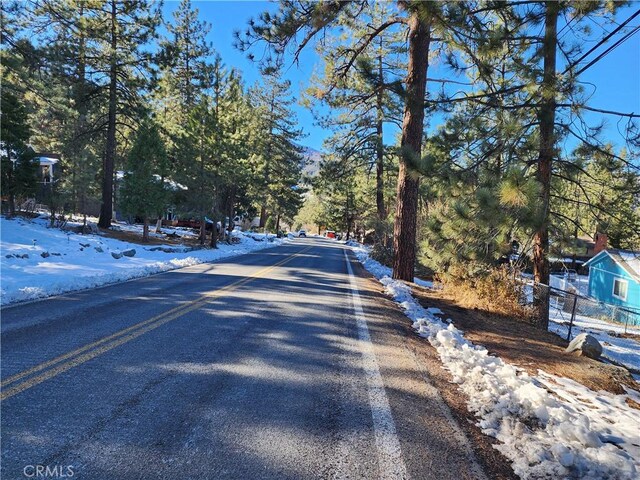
[343,249,409,480]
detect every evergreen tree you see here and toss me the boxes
[237,0,439,281]
[248,71,304,230]
[120,119,168,242]
[96,0,161,228]
[158,0,212,109]
[423,1,636,328]
[0,89,38,215]
[303,0,405,244]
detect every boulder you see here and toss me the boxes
[122,248,136,257]
[5,254,14,259]
[40,251,50,258]
[565,333,603,360]
[95,246,104,253]
[111,251,123,259]
[85,223,99,234]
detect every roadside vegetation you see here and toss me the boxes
[2,1,639,331]
[2,0,304,248]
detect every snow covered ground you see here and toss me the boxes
[350,243,640,480]
[1,215,286,306]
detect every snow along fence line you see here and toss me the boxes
[349,243,640,480]
[0,216,287,306]
[520,281,640,375]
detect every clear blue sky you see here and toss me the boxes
[162,1,640,153]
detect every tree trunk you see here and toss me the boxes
[210,218,218,248]
[392,9,431,281]
[8,153,15,216]
[375,52,386,243]
[72,1,87,214]
[275,213,281,233]
[9,190,15,216]
[227,192,235,236]
[143,217,149,242]
[532,1,559,330]
[259,205,267,229]
[98,0,117,229]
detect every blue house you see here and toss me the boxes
[584,249,640,311]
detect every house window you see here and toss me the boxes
[612,278,628,301]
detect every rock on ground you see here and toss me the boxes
[565,333,603,359]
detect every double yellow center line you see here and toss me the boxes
[1,245,313,401]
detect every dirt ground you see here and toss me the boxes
[411,284,638,395]
[99,227,202,246]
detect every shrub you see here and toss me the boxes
[439,263,533,320]
[370,242,394,268]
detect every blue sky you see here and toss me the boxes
[161,1,640,153]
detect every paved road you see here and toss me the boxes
[1,238,486,479]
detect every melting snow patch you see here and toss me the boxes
[352,246,640,479]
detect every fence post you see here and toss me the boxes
[567,294,578,341]
[624,310,629,335]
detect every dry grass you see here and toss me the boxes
[438,265,533,320]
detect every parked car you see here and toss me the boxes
[297,229,307,238]
[326,231,336,239]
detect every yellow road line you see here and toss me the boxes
[1,245,312,401]
[1,259,284,388]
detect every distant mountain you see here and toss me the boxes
[300,146,323,179]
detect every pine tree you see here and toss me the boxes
[96,0,161,228]
[303,0,405,244]
[248,71,304,230]
[0,90,38,215]
[237,0,440,281]
[120,119,168,242]
[425,1,635,328]
[158,0,212,110]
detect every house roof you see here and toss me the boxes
[34,152,61,165]
[585,249,640,283]
[36,156,60,166]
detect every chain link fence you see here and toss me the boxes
[522,280,640,339]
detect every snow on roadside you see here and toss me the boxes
[351,244,640,480]
[1,216,287,306]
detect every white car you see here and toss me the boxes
[297,230,307,238]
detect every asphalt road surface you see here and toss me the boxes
[1,238,487,479]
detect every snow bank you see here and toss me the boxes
[351,245,640,479]
[1,216,287,305]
